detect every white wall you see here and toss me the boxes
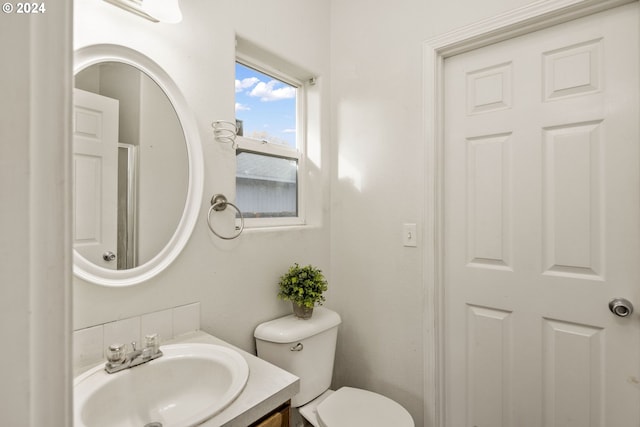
[73,0,331,353]
[328,0,538,425]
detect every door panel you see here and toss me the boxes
[443,4,640,426]
[73,88,119,269]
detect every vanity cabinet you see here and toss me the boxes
[249,401,290,427]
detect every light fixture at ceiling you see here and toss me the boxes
[103,0,182,23]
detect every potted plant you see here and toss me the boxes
[277,263,328,319]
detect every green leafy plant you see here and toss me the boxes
[277,263,328,309]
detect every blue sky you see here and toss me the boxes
[235,63,297,148]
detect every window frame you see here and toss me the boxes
[234,55,307,228]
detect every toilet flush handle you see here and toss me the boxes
[290,343,304,351]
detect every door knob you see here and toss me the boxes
[609,298,634,318]
[102,251,116,262]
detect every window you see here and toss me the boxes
[235,60,304,226]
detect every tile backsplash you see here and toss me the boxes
[73,302,200,370]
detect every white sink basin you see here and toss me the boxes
[74,343,249,427]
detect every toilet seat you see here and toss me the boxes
[316,387,414,427]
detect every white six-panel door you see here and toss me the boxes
[443,3,640,426]
[73,88,119,269]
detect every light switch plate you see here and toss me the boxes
[403,223,417,247]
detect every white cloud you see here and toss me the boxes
[282,128,296,133]
[235,77,259,93]
[235,102,251,112]
[249,80,295,102]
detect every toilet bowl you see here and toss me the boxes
[299,387,413,427]
[254,308,414,427]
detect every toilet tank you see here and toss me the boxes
[254,307,341,407]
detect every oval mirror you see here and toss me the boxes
[72,44,203,286]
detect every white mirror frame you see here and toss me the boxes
[73,44,203,287]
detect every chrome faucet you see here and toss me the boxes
[105,334,163,374]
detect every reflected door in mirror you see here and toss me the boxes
[73,88,119,269]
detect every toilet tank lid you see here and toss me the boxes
[254,307,342,343]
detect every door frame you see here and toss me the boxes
[421,0,637,425]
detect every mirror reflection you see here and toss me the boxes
[73,62,188,270]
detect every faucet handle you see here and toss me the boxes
[130,341,137,352]
[144,333,160,355]
[106,343,126,364]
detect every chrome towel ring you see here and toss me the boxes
[207,194,244,240]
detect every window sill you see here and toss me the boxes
[239,223,321,235]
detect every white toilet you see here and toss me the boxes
[254,307,414,427]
